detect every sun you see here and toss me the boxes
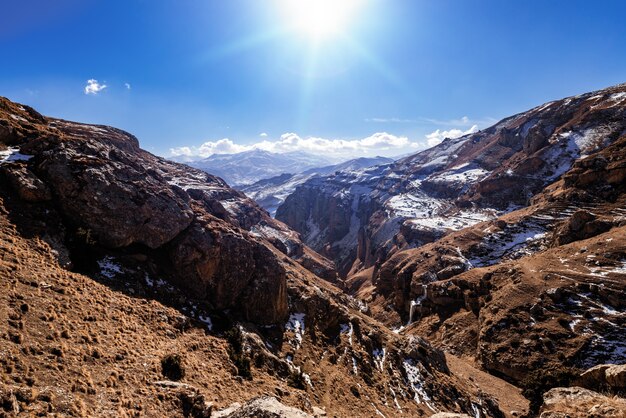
[278,0,363,41]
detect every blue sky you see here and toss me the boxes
[1,0,625,159]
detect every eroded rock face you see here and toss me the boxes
[34,134,195,249]
[168,216,288,324]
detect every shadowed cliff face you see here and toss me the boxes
[0,97,340,324]
[276,83,626,279]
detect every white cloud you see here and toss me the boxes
[169,125,486,161]
[84,79,107,95]
[169,132,415,160]
[125,83,131,90]
[259,132,268,137]
[425,125,479,147]
[170,138,248,159]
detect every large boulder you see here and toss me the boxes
[539,387,626,418]
[214,397,313,418]
[606,364,626,390]
[32,133,194,249]
[577,364,626,394]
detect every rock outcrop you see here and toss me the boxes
[576,364,626,395]
[538,387,626,418]
[168,216,288,324]
[0,96,337,326]
[214,397,313,418]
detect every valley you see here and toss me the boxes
[1,83,625,417]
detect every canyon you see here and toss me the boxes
[1,84,625,417]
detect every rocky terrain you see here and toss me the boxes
[277,83,626,277]
[241,156,393,216]
[275,83,626,415]
[2,82,625,417]
[0,97,529,417]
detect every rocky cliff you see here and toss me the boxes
[240,156,393,217]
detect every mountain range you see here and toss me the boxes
[240,156,393,216]
[1,84,626,417]
[183,150,336,187]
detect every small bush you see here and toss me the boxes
[161,354,185,381]
[225,327,252,380]
[287,369,305,389]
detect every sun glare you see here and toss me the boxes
[279,0,362,41]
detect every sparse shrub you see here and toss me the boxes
[287,369,305,389]
[224,327,252,380]
[161,354,185,381]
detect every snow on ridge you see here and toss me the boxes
[609,92,626,103]
[0,147,33,164]
[386,193,446,219]
[219,199,240,216]
[250,224,298,255]
[10,114,28,123]
[408,210,494,231]
[427,166,490,184]
[469,223,547,267]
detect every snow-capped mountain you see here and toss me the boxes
[183,150,336,186]
[240,156,394,216]
[276,83,626,276]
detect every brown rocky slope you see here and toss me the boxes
[0,97,520,417]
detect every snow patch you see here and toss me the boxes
[0,147,33,164]
[402,359,435,411]
[198,314,213,331]
[372,347,386,372]
[97,256,123,279]
[285,313,305,350]
[340,322,354,346]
